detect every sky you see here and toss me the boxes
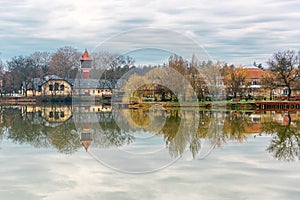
[0,0,300,66]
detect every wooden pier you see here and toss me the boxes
[255,101,300,110]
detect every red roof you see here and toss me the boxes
[242,67,266,79]
[80,49,92,61]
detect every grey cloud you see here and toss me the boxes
[0,0,300,66]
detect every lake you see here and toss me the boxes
[0,104,299,199]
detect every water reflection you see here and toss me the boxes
[261,111,300,161]
[0,105,79,154]
[0,105,300,162]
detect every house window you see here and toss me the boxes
[54,83,59,91]
[98,90,100,93]
[252,80,259,85]
[60,84,65,91]
[49,84,53,91]
[49,111,54,118]
[60,111,65,118]
[93,90,95,94]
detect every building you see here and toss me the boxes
[26,49,114,98]
[26,75,73,97]
[242,67,267,97]
[71,79,113,97]
[71,49,113,98]
[80,49,92,79]
[40,75,73,97]
[80,122,93,151]
[21,105,73,125]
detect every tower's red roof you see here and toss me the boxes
[80,49,92,61]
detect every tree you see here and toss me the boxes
[49,46,81,79]
[168,54,188,76]
[261,70,277,100]
[267,50,300,99]
[6,56,37,96]
[201,61,225,100]
[188,55,207,101]
[262,112,300,161]
[122,74,147,104]
[221,64,248,98]
[91,52,135,82]
[30,51,51,77]
[0,57,4,96]
[2,72,13,95]
[253,61,263,69]
[168,54,189,101]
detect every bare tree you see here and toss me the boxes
[6,56,37,96]
[267,50,300,99]
[0,56,4,96]
[30,51,51,77]
[91,52,135,82]
[49,46,81,78]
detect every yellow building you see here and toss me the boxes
[40,77,72,97]
[22,105,73,124]
[26,75,72,97]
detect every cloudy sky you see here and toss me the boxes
[0,0,300,66]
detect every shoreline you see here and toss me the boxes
[2,96,300,111]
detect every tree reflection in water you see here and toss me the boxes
[0,106,80,154]
[1,105,300,161]
[261,111,300,161]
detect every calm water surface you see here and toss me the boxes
[0,105,299,200]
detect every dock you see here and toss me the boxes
[255,101,300,110]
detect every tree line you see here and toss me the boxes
[124,50,300,101]
[1,47,300,100]
[0,46,136,95]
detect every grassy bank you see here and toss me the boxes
[129,100,256,110]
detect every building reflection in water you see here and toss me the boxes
[72,104,113,151]
[1,105,300,161]
[21,105,73,126]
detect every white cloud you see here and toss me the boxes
[0,0,300,66]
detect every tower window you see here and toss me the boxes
[49,84,53,91]
[54,83,59,91]
[54,111,59,119]
[60,84,65,91]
